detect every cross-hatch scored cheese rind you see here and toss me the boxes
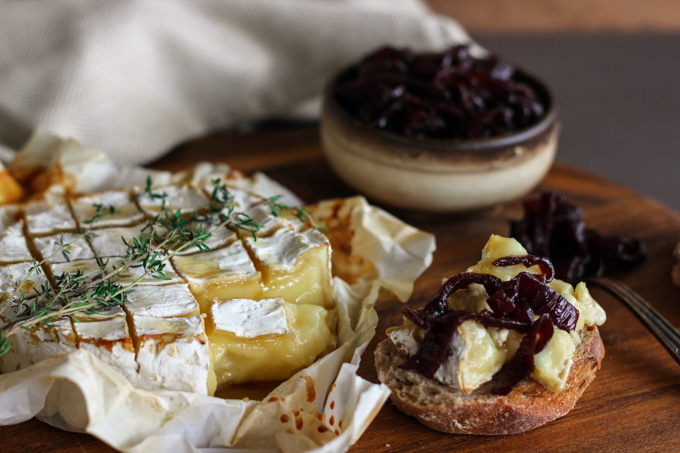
[172,193,335,388]
[0,183,336,396]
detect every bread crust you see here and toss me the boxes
[375,326,604,435]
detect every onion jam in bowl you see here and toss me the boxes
[321,45,558,212]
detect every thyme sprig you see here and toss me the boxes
[83,204,120,225]
[0,232,110,353]
[192,178,263,239]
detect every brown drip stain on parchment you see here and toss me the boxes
[304,375,316,403]
[292,410,303,430]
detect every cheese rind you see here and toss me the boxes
[49,258,182,287]
[74,314,139,384]
[133,315,213,394]
[172,238,261,311]
[125,284,199,318]
[0,222,32,263]
[23,201,77,235]
[169,221,233,256]
[211,297,288,338]
[0,261,48,299]
[87,224,146,258]
[71,190,144,228]
[0,318,77,373]
[33,232,95,263]
[200,184,263,212]
[0,205,20,232]
[135,185,208,215]
[113,258,183,285]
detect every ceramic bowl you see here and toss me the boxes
[321,68,558,212]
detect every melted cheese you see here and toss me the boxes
[210,301,332,385]
[245,227,332,307]
[0,166,24,204]
[172,237,262,312]
[532,328,576,392]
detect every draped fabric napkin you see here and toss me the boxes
[0,0,470,165]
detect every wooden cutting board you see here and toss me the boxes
[3,127,680,452]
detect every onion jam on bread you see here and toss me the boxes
[376,235,606,435]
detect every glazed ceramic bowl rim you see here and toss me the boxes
[323,66,558,156]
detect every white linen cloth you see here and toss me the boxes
[0,0,470,165]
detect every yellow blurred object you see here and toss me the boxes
[0,163,24,204]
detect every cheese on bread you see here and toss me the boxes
[387,235,606,394]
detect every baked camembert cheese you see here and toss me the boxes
[0,179,335,396]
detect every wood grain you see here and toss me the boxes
[426,0,680,33]
[2,127,680,452]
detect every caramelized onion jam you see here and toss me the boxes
[333,45,546,140]
[389,236,606,395]
[511,191,646,281]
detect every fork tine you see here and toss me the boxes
[586,277,680,366]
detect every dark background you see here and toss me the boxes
[477,33,680,211]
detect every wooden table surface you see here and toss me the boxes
[3,127,680,452]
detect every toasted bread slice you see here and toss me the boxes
[375,326,604,435]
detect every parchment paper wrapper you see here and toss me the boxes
[0,132,436,452]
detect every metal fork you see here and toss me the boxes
[586,277,680,366]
